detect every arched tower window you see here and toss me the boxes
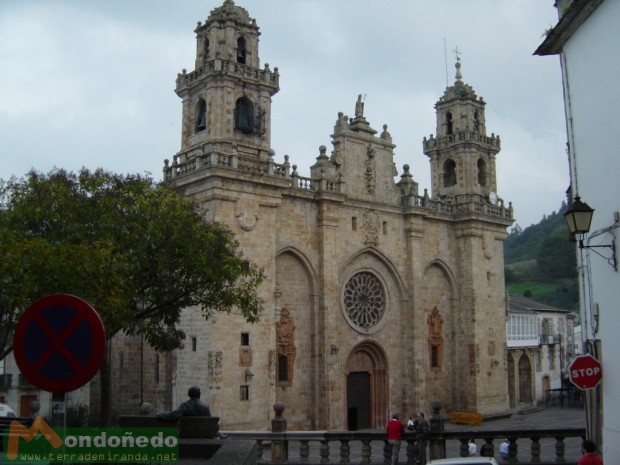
[446,112,453,135]
[195,98,206,133]
[443,159,457,187]
[237,37,247,64]
[235,97,254,134]
[477,158,487,186]
[473,110,480,132]
[204,38,210,62]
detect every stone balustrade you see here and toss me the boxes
[223,427,584,464]
[163,152,512,221]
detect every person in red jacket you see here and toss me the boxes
[386,413,405,465]
[578,440,603,465]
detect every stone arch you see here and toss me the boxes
[236,36,247,64]
[423,259,458,299]
[477,158,487,186]
[340,247,408,297]
[445,111,453,135]
[518,352,533,404]
[421,260,458,408]
[275,248,318,427]
[473,110,480,132]
[234,96,254,134]
[345,341,388,430]
[276,246,318,294]
[443,159,457,187]
[339,248,408,335]
[195,98,206,133]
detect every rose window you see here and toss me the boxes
[343,272,385,329]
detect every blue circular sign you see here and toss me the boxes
[13,294,106,393]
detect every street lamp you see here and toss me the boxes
[564,196,617,271]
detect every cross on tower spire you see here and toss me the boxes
[453,46,463,83]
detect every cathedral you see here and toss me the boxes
[108,0,514,430]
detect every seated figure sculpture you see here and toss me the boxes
[157,385,211,422]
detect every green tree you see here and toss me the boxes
[536,227,577,280]
[0,169,263,422]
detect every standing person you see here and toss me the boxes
[499,439,510,460]
[386,414,404,465]
[480,443,494,457]
[468,438,477,456]
[415,412,430,465]
[407,415,417,431]
[578,440,603,465]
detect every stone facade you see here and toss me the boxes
[109,0,514,430]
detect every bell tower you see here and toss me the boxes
[174,0,279,159]
[423,57,500,201]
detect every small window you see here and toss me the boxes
[431,345,439,368]
[473,110,480,132]
[240,385,249,401]
[383,221,387,235]
[352,217,357,231]
[241,333,250,346]
[155,353,160,383]
[277,354,289,383]
[192,337,197,352]
[204,38,210,60]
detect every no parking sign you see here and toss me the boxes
[13,294,106,393]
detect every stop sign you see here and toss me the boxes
[569,354,602,390]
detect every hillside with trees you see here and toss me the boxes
[504,201,579,310]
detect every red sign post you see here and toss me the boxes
[568,354,602,390]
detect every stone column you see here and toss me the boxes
[270,402,288,462]
[429,400,445,460]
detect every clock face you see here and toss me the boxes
[489,192,498,205]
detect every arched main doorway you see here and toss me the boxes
[345,341,388,430]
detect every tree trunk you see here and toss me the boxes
[99,344,114,426]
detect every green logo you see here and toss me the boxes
[4,422,178,464]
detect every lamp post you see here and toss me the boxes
[564,197,617,271]
[563,196,611,447]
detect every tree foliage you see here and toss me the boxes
[0,169,263,360]
[504,201,578,309]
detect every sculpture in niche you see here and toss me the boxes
[276,308,296,387]
[362,209,380,246]
[427,306,444,369]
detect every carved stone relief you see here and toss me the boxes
[362,209,380,246]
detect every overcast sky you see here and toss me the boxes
[0,0,567,229]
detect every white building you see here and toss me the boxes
[506,295,577,408]
[536,0,620,460]
[0,352,89,419]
